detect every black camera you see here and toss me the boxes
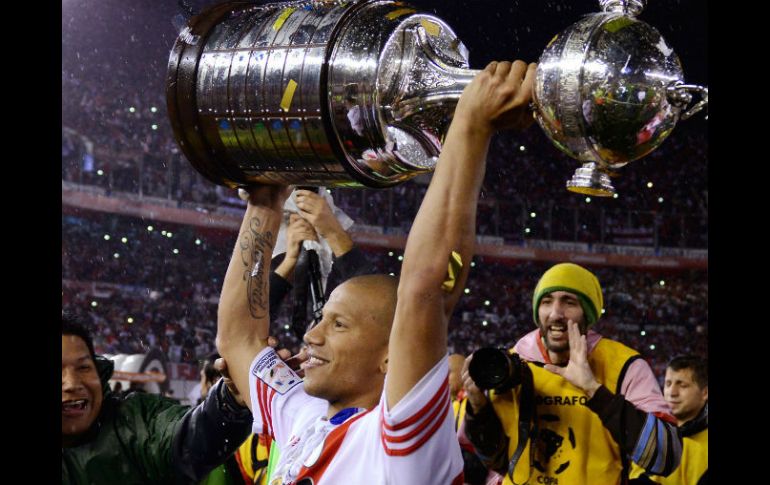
[468,347,523,392]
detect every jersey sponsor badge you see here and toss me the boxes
[253,350,302,394]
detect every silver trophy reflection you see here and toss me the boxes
[167,0,476,189]
[167,0,707,194]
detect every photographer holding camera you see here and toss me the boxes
[460,263,682,485]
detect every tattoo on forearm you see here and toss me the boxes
[239,216,273,319]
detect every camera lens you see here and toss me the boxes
[468,348,514,390]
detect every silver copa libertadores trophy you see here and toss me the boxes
[533,0,708,196]
[166,0,476,188]
[167,0,707,194]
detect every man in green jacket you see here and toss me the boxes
[62,314,253,484]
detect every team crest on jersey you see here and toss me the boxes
[253,350,302,394]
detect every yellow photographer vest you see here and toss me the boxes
[631,427,707,485]
[453,397,469,432]
[491,338,639,485]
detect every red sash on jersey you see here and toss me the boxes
[380,377,450,456]
[292,409,373,483]
[255,380,278,439]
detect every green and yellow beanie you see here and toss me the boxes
[532,263,604,327]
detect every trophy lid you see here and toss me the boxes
[599,0,646,16]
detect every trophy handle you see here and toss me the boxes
[667,82,709,120]
[388,24,482,123]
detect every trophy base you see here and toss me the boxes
[566,163,616,197]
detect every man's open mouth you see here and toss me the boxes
[301,355,329,370]
[62,399,88,415]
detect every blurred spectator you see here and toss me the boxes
[62,314,253,483]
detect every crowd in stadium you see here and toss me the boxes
[61,62,708,382]
[62,210,707,385]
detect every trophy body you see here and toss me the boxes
[167,0,474,188]
[533,0,707,196]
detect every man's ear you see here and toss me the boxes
[379,356,388,375]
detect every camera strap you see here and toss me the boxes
[507,362,536,485]
[291,247,326,335]
[291,248,311,340]
[306,247,326,323]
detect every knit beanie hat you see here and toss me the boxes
[532,263,604,327]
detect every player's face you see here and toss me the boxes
[302,283,388,408]
[664,367,707,425]
[62,335,103,440]
[537,291,586,357]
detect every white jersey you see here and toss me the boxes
[248,347,464,485]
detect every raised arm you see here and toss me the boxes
[386,61,536,408]
[216,185,290,412]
